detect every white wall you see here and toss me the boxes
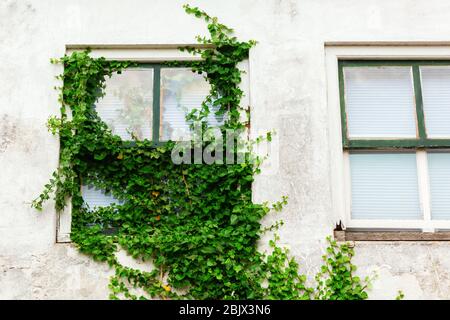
[2,0,450,299]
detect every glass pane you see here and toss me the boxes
[160,68,224,141]
[420,67,450,137]
[81,185,122,209]
[428,152,450,219]
[95,68,153,140]
[350,153,421,220]
[344,67,417,138]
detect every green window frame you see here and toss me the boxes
[95,62,210,146]
[339,60,450,150]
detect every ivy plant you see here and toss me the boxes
[33,4,371,300]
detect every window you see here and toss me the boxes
[56,47,250,243]
[84,64,224,209]
[95,64,224,143]
[339,61,450,231]
[81,184,122,209]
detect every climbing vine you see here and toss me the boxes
[33,4,371,300]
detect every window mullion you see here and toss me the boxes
[416,150,433,232]
[412,65,427,140]
[152,65,161,144]
[338,61,349,148]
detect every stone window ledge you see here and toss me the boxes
[334,230,450,241]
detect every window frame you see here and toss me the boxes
[96,62,210,146]
[324,44,450,235]
[339,60,450,232]
[339,60,450,149]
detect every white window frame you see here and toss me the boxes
[325,43,450,233]
[57,45,250,243]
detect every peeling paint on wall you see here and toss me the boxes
[0,115,17,154]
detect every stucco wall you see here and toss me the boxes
[2,0,450,299]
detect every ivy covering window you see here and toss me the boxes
[340,61,450,231]
[83,64,224,208]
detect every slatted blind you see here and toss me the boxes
[420,66,450,137]
[344,67,417,138]
[428,152,450,220]
[350,153,422,220]
[81,184,122,209]
[95,68,153,140]
[160,68,224,141]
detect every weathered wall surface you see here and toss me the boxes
[2,0,450,299]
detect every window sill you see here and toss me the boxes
[334,230,450,241]
[56,233,71,243]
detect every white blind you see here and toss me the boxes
[428,152,450,220]
[350,153,422,220]
[420,66,450,137]
[344,67,417,138]
[81,184,121,209]
[95,68,153,140]
[160,68,224,141]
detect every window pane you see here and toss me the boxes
[350,153,421,220]
[95,68,153,140]
[428,152,450,219]
[160,68,224,141]
[344,67,417,138]
[81,184,121,209]
[420,67,450,137]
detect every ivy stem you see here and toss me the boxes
[181,170,192,205]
